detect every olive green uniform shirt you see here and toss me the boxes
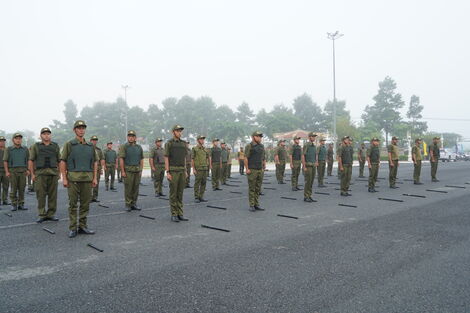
[412,145,422,161]
[387,144,399,161]
[149,147,165,165]
[192,145,210,170]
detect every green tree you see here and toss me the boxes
[292,93,326,131]
[406,95,427,138]
[256,105,301,138]
[362,77,405,145]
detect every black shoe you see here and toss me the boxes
[91,199,99,203]
[280,181,286,184]
[11,206,18,211]
[254,205,264,211]
[185,185,191,188]
[68,230,77,238]
[318,184,326,188]
[78,227,95,235]
[126,206,132,212]
[177,215,189,221]
[345,192,352,196]
[171,216,180,222]
[105,187,109,191]
[158,193,166,197]
[215,188,223,191]
[292,187,298,191]
[131,205,141,211]
[155,193,160,197]
[340,192,348,196]
[18,205,28,210]
[414,182,423,185]
[199,198,208,202]
[110,187,116,190]
[36,217,46,223]
[259,192,265,196]
[3,201,9,205]
[372,189,378,193]
[249,206,256,212]
[368,188,373,193]
[222,183,227,185]
[390,186,399,189]
[195,199,201,203]
[47,216,59,221]
[304,198,313,202]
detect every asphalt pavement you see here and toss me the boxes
[1,161,469,313]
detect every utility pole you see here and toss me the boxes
[122,85,130,139]
[327,31,343,152]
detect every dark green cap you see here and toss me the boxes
[212,138,220,142]
[0,136,6,141]
[392,136,399,140]
[415,138,422,142]
[319,137,326,141]
[155,138,163,142]
[308,132,317,137]
[293,136,301,140]
[40,127,51,134]
[252,131,263,137]
[107,141,113,144]
[197,135,206,140]
[433,136,440,140]
[171,125,184,131]
[73,120,87,128]
[342,136,350,141]
[12,133,23,139]
[127,130,136,136]
[90,135,98,141]
[371,137,380,142]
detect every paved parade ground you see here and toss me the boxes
[1,161,470,313]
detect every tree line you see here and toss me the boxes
[0,76,462,149]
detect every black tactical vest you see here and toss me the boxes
[292,145,301,161]
[369,146,380,163]
[36,142,58,169]
[105,149,117,164]
[8,146,28,168]
[67,141,94,172]
[168,140,186,167]
[124,144,142,166]
[341,146,353,164]
[248,143,264,170]
[211,147,221,163]
[0,149,5,168]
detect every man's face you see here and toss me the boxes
[253,135,262,144]
[343,139,349,145]
[416,140,421,146]
[127,135,136,143]
[373,140,379,147]
[173,129,182,139]
[433,139,439,145]
[280,141,285,147]
[13,137,22,146]
[240,147,243,152]
[294,139,299,145]
[213,141,219,147]
[107,143,112,149]
[41,132,51,142]
[74,126,86,138]
[392,139,398,145]
[221,144,226,149]
[320,141,325,146]
[309,136,316,143]
[361,144,365,148]
[156,141,162,148]
[0,140,5,148]
[197,138,205,146]
[91,139,98,146]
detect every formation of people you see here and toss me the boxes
[0,121,442,237]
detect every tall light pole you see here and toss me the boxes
[122,85,130,139]
[327,31,343,147]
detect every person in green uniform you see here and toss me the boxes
[185,141,192,188]
[90,136,105,202]
[338,136,353,196]
[290,136,302,191]
[302,132,318,202]
[358,143,366,178]
[192,135,210,203]
[210,139,222,191]
[317,137,327,187]
[227,147,232,179]
[412,138,423,185]
[220,142,228,185]
[165,125,189,222]
[0,136,9,205]
[429,137,440,182]
[245,131,266,212]
[149,138,166,197]
[119,130,144,211]
[367,137,381,192]
[237,147,245,175]
[388,136,400,189]
[327,143,334,176]
[27,150,34,193]
[103,142,118,191]
[29,127,60,223]
[60,120,98,238]
[117,156,123,183]
[274,140,287,184]
[3,133,29,211]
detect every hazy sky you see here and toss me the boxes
[1,0,469,137]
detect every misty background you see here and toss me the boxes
[1,0,469,145]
